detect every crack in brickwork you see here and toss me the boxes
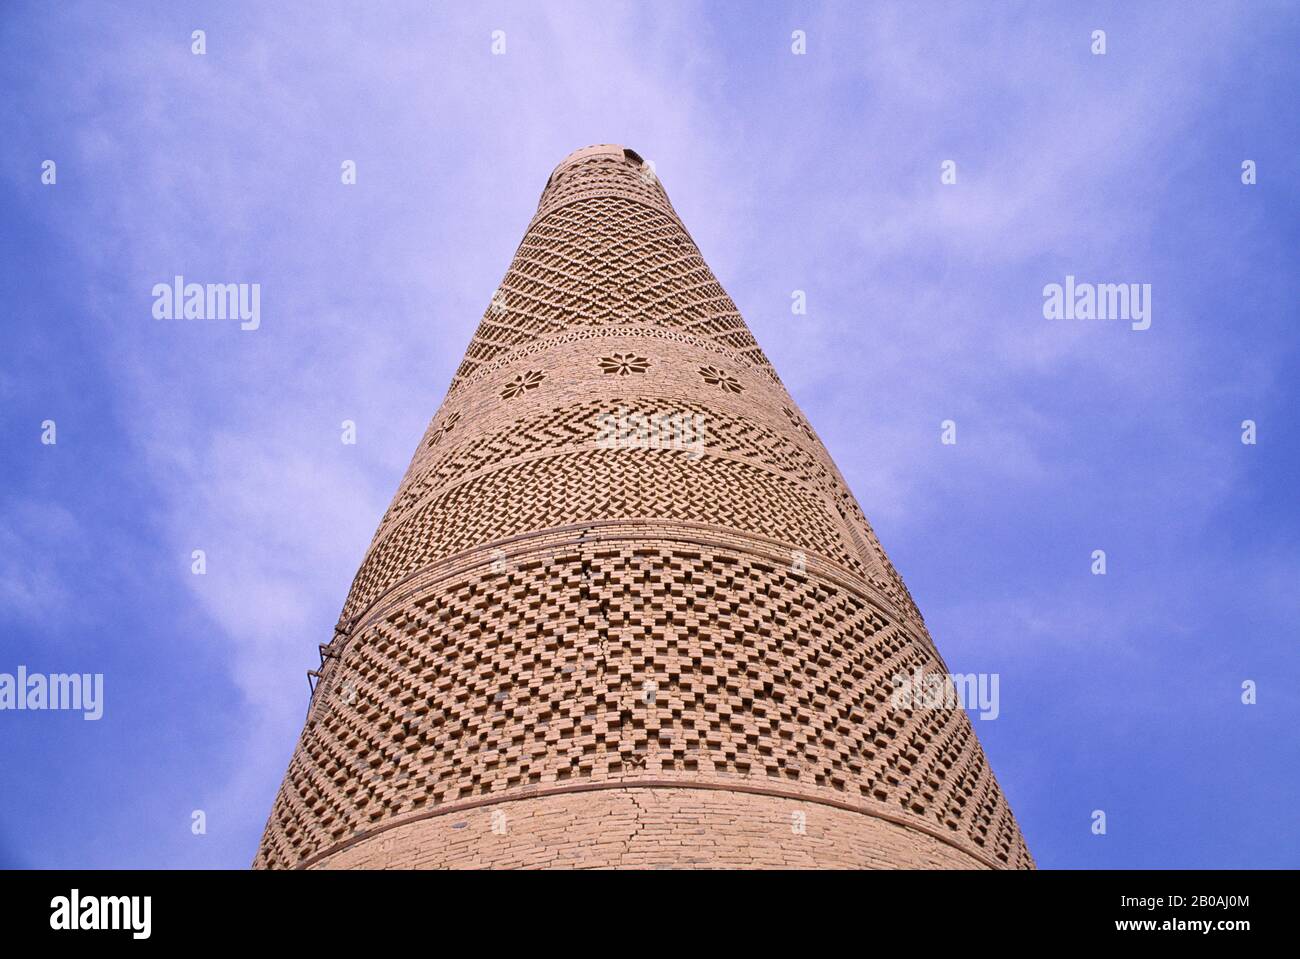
[624,790,650,856]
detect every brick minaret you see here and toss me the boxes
[254,145,1032,869]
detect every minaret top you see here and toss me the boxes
[548,143,642,179]
[535,143,673,221]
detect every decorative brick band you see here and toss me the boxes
[295,780,1003,870]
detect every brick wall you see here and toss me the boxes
[314,786,990,870]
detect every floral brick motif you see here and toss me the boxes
[598,353,649,376]
[501,370,545,400]
[782,405,815,441]
[426,410,461,448]
[699,365,743,393]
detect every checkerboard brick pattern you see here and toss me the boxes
[253,145,1033,870]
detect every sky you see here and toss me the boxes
[1,1,1297,869]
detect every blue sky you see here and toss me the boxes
[1,1,1297,868]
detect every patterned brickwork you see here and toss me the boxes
[314,788,994,870]
[254,145,1032,870]
[447,149,778,393]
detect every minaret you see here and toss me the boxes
[254,145,1032,869]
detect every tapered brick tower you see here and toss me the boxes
[254,145,1032,869]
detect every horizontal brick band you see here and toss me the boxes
[300,781,1001,870]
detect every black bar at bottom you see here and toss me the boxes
[0,868,1281,945]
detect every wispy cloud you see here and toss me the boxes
[2,0,1296,868]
